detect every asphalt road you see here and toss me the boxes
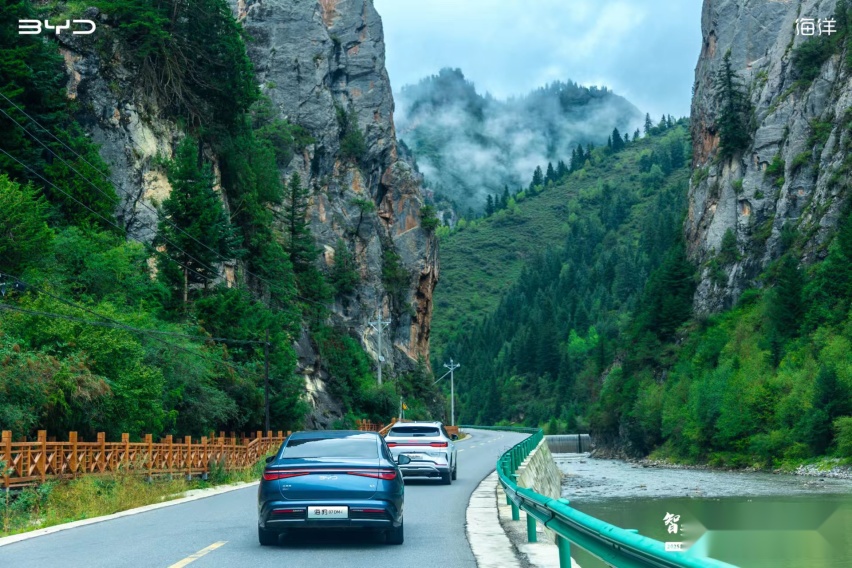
[1,428,529,568]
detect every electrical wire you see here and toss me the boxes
[0,280,267,380]
[0,93,327,307]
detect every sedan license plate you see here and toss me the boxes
[308,506,348,519]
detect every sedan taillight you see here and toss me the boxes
[349,469,397,480]
[262,470,309,481]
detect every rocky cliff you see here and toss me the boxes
[688,0,848,312]
[57,0,438,427]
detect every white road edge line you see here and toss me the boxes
[0,481,258,548]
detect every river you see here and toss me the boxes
[554,454,852,568]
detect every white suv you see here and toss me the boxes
[385,422,458,484]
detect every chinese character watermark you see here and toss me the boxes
[796,17,836,36]
[663,512,681,535]
[663,512,686,551]
[18,20,96,36]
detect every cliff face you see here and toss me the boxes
[689,0,847,312]
[58,0,438,427]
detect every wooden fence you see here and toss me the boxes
[1,429,289,489]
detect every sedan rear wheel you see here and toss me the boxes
[258,526,278,546]
[386,518,404,545]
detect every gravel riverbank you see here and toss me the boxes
[554,453,852,502]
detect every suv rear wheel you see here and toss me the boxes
[440,470,452,485]
[452,464,457,480]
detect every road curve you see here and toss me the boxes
[2,428,529,568]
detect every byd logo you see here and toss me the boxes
[18,20,96,35]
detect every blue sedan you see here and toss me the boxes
[257,430,410,546]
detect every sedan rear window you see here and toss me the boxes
[281,437,379,459]
[388,426,440,437]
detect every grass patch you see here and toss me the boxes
[1,457,269,537]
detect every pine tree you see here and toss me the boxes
[283,172,317,273]
[644,113,653,135]
[611,127,624,152]
[633,128,640,141]
[530,166,544,191]
[545,162,556,183]
[157,137,238,303]
[330,238,359,295]
[767,255,804,340]
[715,50,753,159]
[501,186,510,209]
[556,160,569,179]
[485,194,495,216]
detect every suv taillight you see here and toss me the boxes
[429,442,448,447]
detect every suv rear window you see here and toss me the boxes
[281,438,379,459]
[388,426,441,437]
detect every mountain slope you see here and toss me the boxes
[431,122,691,390]
[395,68,643,214]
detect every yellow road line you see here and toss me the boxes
[167,541,228,568]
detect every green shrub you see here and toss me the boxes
[420,205,440,231]
[791,151,812,172]
[834,416,852,457]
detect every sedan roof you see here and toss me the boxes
[288,430,379,440]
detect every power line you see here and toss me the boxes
[0,278,267,380]
[0,146,218,287]
[0,94,331,309]
[0,105,235,287]
[0,282,265,345]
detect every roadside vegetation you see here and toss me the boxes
[0,457,268,537]
[0,0,425,445]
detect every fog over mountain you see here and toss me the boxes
[394,68,643,213]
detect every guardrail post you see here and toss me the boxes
[185,436,192,479]
[557,535,571,568]
[69,431,78,479]
[145,434,153,479]
[38,430,47,482]
[2,430,11,488]
[511,500,520,521]
[97,432,106,473]
[526,512,537,542]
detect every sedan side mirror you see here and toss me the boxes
[397,454,411,465]
[451,434,459,441]
[265,456,275,464]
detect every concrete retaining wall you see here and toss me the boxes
[516,438,563,543]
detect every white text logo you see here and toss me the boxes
[18,20,96,35]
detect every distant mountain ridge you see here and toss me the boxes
[394,68,643,213]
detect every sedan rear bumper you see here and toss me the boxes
[259,499,402,531]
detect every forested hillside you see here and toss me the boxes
[0,0,440,440]
[443,1,852,469]
[395,68,642,215]
[433,119,691,427]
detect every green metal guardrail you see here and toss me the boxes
[462,425,738,568]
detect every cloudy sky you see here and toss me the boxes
[374,0,702,119]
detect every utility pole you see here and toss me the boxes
[443,359,460,426]
[264,328,270,433]
[368,308,391,385]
